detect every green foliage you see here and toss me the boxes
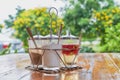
[92,7,120,52]
[80,46,95,53]
[100,23,120,52]
[63,0,114,37]
[93,7,120,36]
[94,7,120,52]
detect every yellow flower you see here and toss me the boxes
[102,11,106,16]
[52,21,56,25]
[105,20,112,26]
[38,17,43,21]
[115,8,120,13]
[108,20,113,24]
[104,24,108,27]
[52,24,56,28]
[112,9,116,13]
[42,31,46,35]
[57,19,63,23]
[101,17,104,20]
[105,16,109,21]
[21,11,31,17]
[36,11,40,16]
[43,14,48,17]
[20,19,24,23]
[40,21,44,25]
[96,12,100,18]
[35,23,39,27]
[54,29,57,33]
[41,7,47,12]
[14,20,17,25]
[109,14,112,18]
[24,18,30,24]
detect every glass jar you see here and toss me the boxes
[61,31,80,68]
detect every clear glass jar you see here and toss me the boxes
[61,31,80,68]
[28,35,44,69]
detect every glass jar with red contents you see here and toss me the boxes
[61,31,80,68]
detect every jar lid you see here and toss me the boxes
[62,30,78,39]
[44,34,58,39]
[28,35,44,40]
[33,35,44,39]
[29,34,59,40]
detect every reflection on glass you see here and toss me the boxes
[31,71,43,80]
[61,71,79,80]
[43,73,60,80]
[28,39,43,69]
[29,48,43,68]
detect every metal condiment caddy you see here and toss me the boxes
[26,7,82,74]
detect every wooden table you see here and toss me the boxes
[0,53,120,80]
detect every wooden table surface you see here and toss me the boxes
[0,53,120,80]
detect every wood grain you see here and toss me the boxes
[0,53,120,80]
